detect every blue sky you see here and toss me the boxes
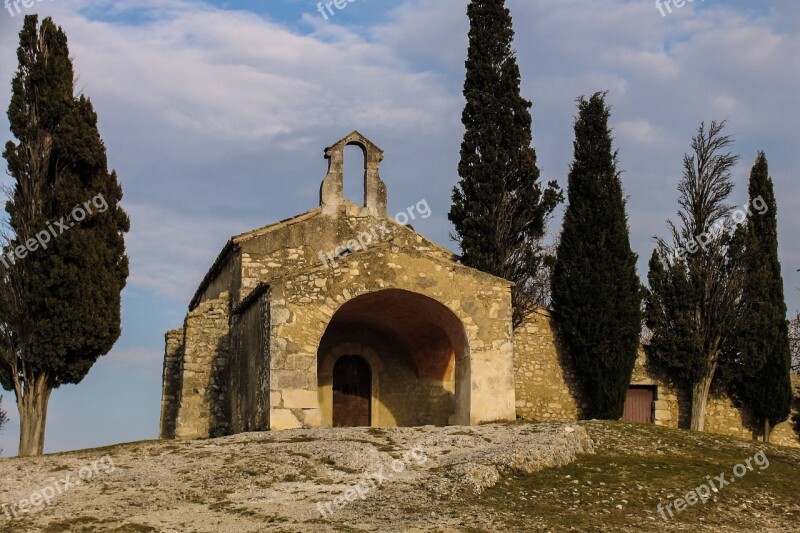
[0,0,798,455]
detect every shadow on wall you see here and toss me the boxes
[706,379,760,439]
[640,347,763,437]
[207,331,231,438]
[552,326,590,420]
[227,290,271,435]
[638,354,694,430]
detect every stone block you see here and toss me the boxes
[283,389,318,409]
[270,408,303,430]
[302,408,321,427]
[270,391,283,407]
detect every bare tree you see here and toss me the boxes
[646,120,745,432]
[0,396,7,432]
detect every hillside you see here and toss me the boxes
[0,421,798,532]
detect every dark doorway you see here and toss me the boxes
[333,355,371,427]
[622,386,655,424]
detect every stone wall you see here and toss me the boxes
[514,309,800,447]
[159,329,184,439]
[513,309,583,420]
[769,378,800,447]
[192,252,239,309]
[174,293,230,440]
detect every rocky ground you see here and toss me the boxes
[0,420,798,532]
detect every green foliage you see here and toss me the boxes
[1,15,129,391]
[645,250,705,383]
[733,152,792,432]
[449,0,562,324]
[551,93,642,420]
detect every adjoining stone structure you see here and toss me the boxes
[513,308,800,447]
[161,132,800,448]
[161,132,516,438]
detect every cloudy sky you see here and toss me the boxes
[0,0,798,455]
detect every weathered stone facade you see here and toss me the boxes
[161,132,516,438]
[161,132,799,448]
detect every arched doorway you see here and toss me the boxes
[318,289,469,427]
[332,355,372,427]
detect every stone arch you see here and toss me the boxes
[316,288,469,427]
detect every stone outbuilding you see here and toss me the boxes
[160,132,516,439]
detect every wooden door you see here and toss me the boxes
[332,355,371,427]
[622,387,654,424]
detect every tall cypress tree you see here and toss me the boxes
[0,16,129,456]
[551,93,641,419]
[449,0,562,325]
[735,152,792,442]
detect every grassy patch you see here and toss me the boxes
[472,421,800,532]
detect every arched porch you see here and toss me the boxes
[317,289,468,427]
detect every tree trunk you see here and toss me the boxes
[763,418,771,443]
[18,374,52,457]
[690,367,715,432]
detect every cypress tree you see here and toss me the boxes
[735,152,792,442]
[551,93,641,419]
[0,15,129,456]
[449,0,562,325]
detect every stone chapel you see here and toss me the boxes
[160,132,799,448]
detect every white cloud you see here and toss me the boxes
[0,0,797,313]
[616,119,668,145]
[104,346,164,377]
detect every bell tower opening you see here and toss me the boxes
[343,143,367,206]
